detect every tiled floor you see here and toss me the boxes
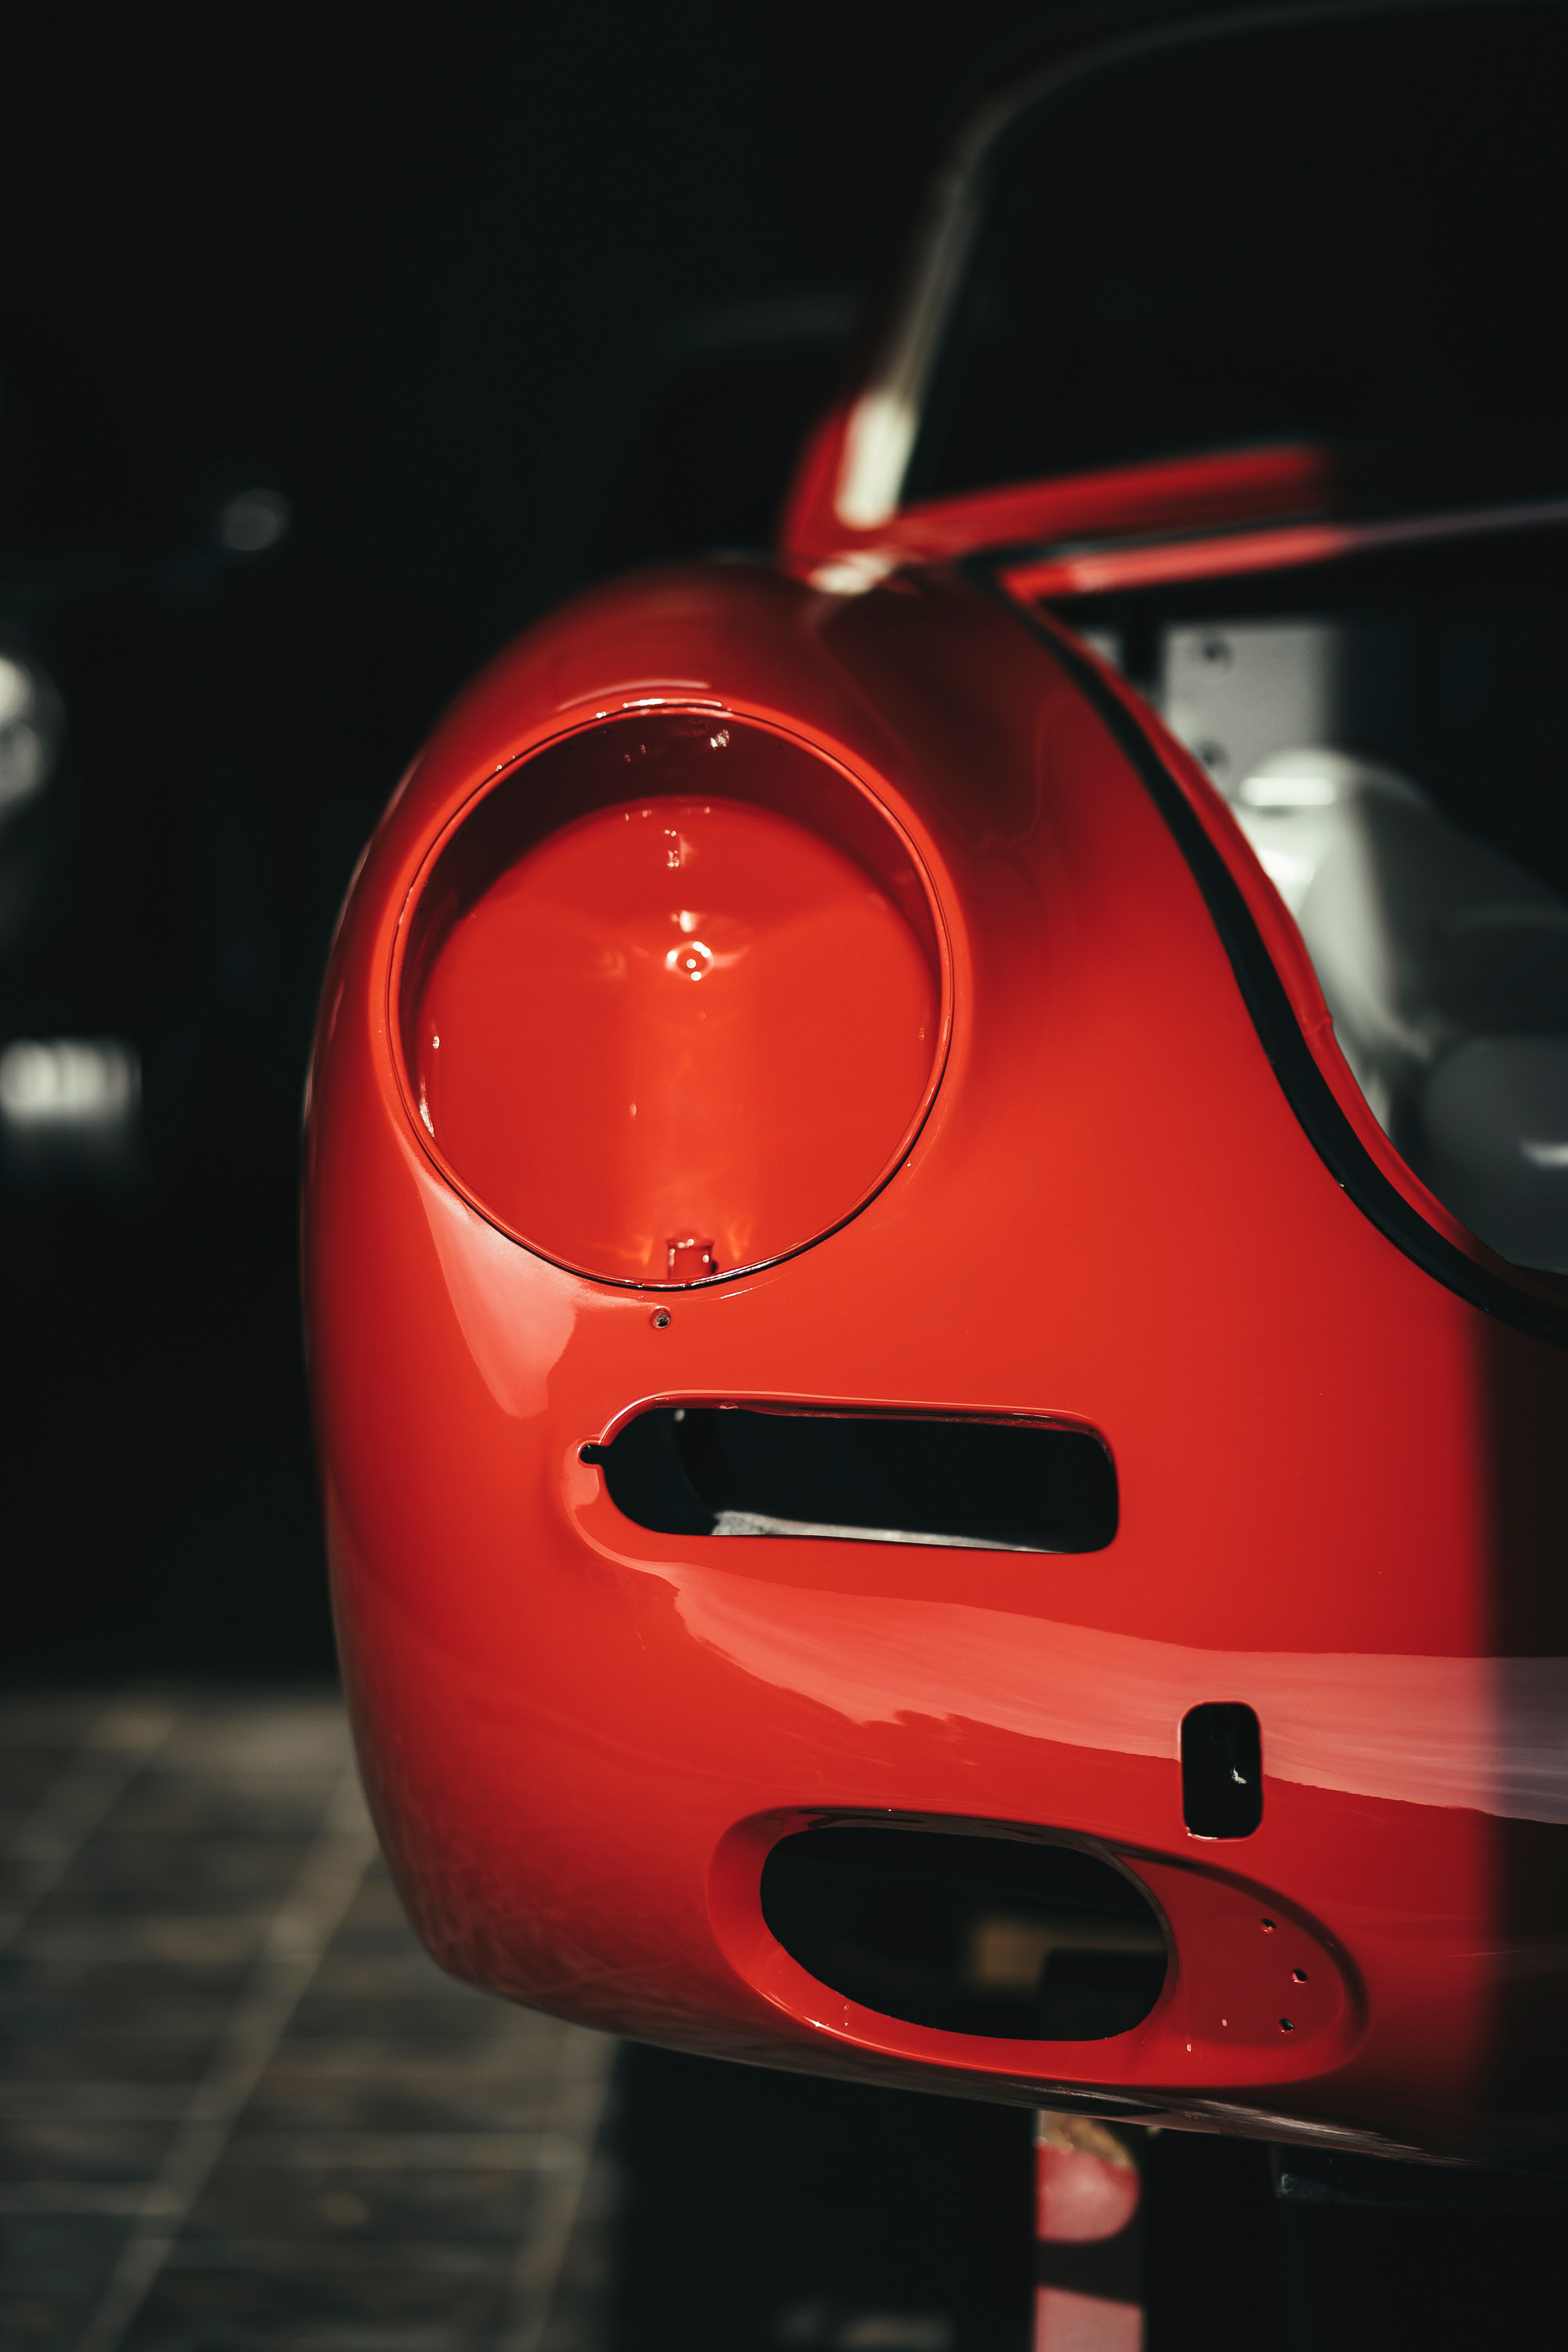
[0,1691,614,2352]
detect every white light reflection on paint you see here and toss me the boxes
[808,548,902,597]
[666,1577,1568,1826]
[663,942,714,982]
[417,1179,576,1420]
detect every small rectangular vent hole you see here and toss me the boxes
[593,1406,1116,1555]
[1181,1703,1263,1838]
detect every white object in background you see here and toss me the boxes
[214,488,292,557]
[1230,747,1428,919]
[0,1039,143,1183]
[0,1039,140,1127]
[1162,622,1341,794]
[1232,746,1568,1273]
[1159,619,1416,798]
[0,654,62,822]
[1292,760,1568,1091]
[0,657,30,731]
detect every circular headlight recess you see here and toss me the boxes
[394,711,949,1286]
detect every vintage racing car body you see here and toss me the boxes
[304,0,1568,2165]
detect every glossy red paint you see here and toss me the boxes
[395,715,946,1286]
[779,427,1344,583]
[996,494,1568,604]
[304,556,1568,2161]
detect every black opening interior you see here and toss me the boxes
[586,1406,1117,1553]
[1181,1704,1264,1840]
[760,1825,1167,2041]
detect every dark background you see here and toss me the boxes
[0,1,1064,1675]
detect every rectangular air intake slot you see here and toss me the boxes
[1181,1703,1263,1838]
[587,1406,1117,1554]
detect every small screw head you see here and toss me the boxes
[650,1308,672,1330]
[1292,1969,1308,1984]
[1260,1918,1276,1933]
[1279,2017,1294,2033]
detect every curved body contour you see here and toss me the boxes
[306,554,1568,2162]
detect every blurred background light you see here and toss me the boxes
[214,485,292,556]
[0,652,62,822]
[0,1036,143,1181]
[0,1035,140,1124]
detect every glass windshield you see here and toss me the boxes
[907,2,1568,507]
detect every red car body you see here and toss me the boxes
[304,0,1568,2165]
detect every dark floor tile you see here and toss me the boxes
[281,2003,534,2050]
[0,2019,225,2085]
[241,2065,564,2138]
[308,1933,430,1969]
[321,1881,419,1949]
[10,1922,267,1977]
[303,1957,474,2004]
[0,1867,46,1915]
[107,1783,336,1842]
[1,1983,236,2040]
[0,2087,191,2123]
[124,2250,509,2346]
[538,2131,619,2352]
[153,1712,350,1787]
[0,2116,175,2185]
[35,1837,314,1916]
[0,2212,133,2344]
[183,2158,546,2248]
[1,1692,611,2352]
[0,1755,81,1817]
[124,2318,488,2352]
[0,1703,104,1757]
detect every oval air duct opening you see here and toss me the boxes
[760,1825,1167,2041]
